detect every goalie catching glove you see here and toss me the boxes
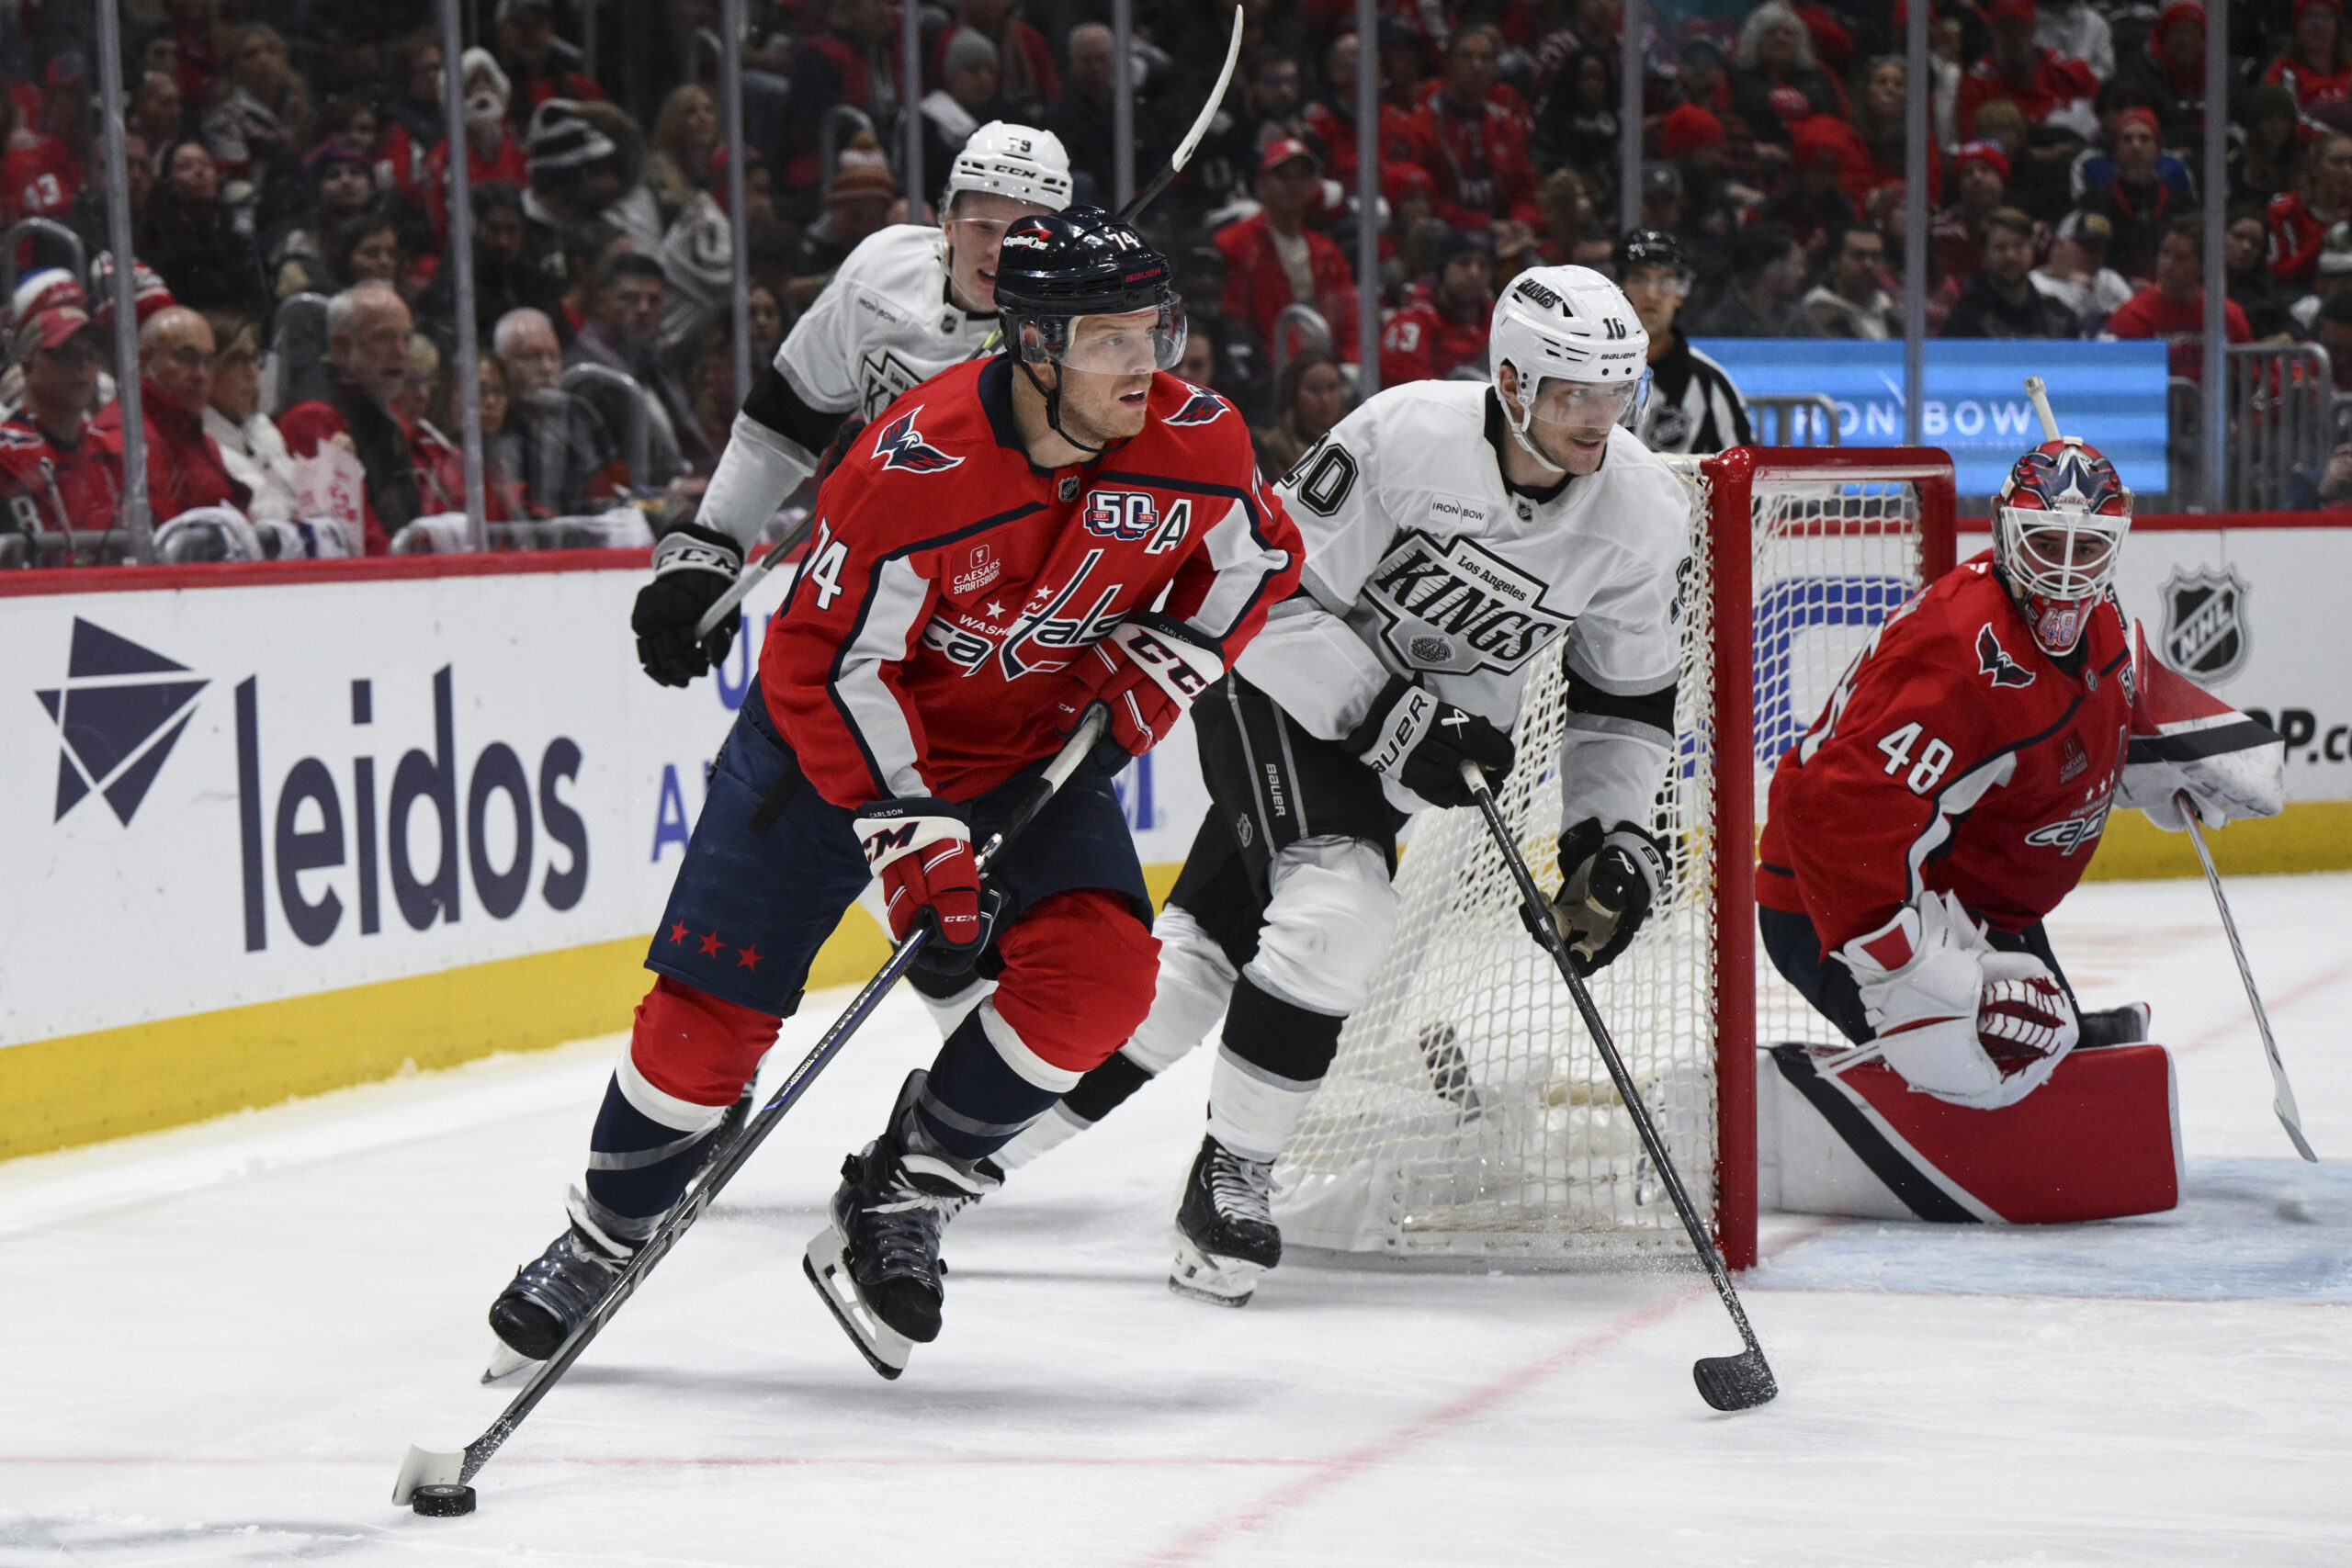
[1342,676,1515,808]
[1545,817,1667,975]
[853,798,995,973]
[2113,621,2286,832]
[1838,891,2079,1110]
[632,523,742,687]
[1054,612,1226,779]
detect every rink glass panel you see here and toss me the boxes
[1275,452,1941,1265]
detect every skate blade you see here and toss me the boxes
[802,1224,912,1381]
[480,1339,540,1386]
[390,1441,466,1506]
[1168,1234,1261,1308]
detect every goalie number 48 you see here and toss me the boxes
[1876,722,1953,795]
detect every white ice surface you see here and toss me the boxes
[4,874,2351,1566]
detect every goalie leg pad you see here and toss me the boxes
[1758,1043,2183,1224]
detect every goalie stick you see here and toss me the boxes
[694,7,1247,644]
[392,705,1112,1508]
[2028,378,2312,1159]
[2180,792,2319,1162]
[1459,761,1778,1412]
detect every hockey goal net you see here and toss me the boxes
[1273,447,1957,1270]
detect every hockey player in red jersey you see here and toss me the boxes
[486,209,1301,1376]
[1756,437,2284,1223]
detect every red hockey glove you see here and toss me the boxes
[1055,612,1226,774]
[852,798,985,962]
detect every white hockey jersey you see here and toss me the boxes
[777,222,1002,434]
[1235,379,1691,827]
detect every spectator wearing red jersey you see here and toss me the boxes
[1300,31,1417,196]
[1403,25,1539,231]
[2266,130,2352,290]
[2105,220,2252,381]
[377,33,449,211]
[1216,139,1360,364]
[1933,141,2010,288]
[164,0,225,113]
[422,51,530,245]
[279,284,425,553]
[2264,0,2352,136]
[1,78,78,225]
[92,306,251,524]
[1726,2,1847,149]
[1956,0,2099,141]
[1380,228,1496,386]
[0,307,121,552]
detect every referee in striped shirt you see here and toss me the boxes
[1616,230,1752,456]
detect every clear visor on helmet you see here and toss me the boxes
[1043,299,1189,376]
[1998,504,2128,602]
[1526,371,1649,432]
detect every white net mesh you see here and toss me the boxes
[1274,457,1933,1264]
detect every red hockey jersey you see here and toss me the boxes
[761,357,1303,807]
[1757,552,2132,949]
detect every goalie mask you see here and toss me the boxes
[1995,438,2131,656]
[1487,265,1650,468]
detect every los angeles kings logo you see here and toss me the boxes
[1362,531,1574,676]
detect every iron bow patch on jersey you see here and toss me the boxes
[1362,530,1575,676]
[1976,625,2037,689]
[1167,387,1230,426]
[870,406,963,473]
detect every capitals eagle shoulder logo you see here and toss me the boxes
[1976,624,2036,689]
[870,407,963,473]
[1167,387,1229,426]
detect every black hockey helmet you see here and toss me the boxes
[1613,228,1690,288]
[993,206,1182,370]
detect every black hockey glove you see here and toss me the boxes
[1342,676,1515,809]
[1546,817,1668,976]
[632,523,742,688]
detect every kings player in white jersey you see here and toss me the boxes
[983,265,1697,1305]
[629,122,1075,687]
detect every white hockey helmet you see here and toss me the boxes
[945,122,1074,213]
[1488,265,1650,452]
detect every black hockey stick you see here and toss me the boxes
[392,705,1113,1508]
[1114,6,1244,226]
[1458,761,1778,1413]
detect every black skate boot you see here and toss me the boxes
[804,1071,996,1379]
[1169,1134,1281,1308]
[2078,1002,2153,1048]
[486,1208,633,1371]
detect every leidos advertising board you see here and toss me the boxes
[0,559,1204,1127]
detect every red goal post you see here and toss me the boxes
[1272,446,1957,1275]
[1707,447,1958,1268]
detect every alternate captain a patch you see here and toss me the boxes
[1167,387,1230,426]
[870,407,963,473]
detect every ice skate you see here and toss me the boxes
[1169,1134,1281,1308]
[804,1071,995,1379]
[486,1216,632,1364]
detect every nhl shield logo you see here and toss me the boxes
[2157,566,2251,683]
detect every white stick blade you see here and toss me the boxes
[391,1443,466,1506]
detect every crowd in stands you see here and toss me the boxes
[3,0,2349,559]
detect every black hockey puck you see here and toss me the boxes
[411,1483,477,1517]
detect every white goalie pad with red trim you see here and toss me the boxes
[1758,1043,2184,1224]
[2114,621,2286,832]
